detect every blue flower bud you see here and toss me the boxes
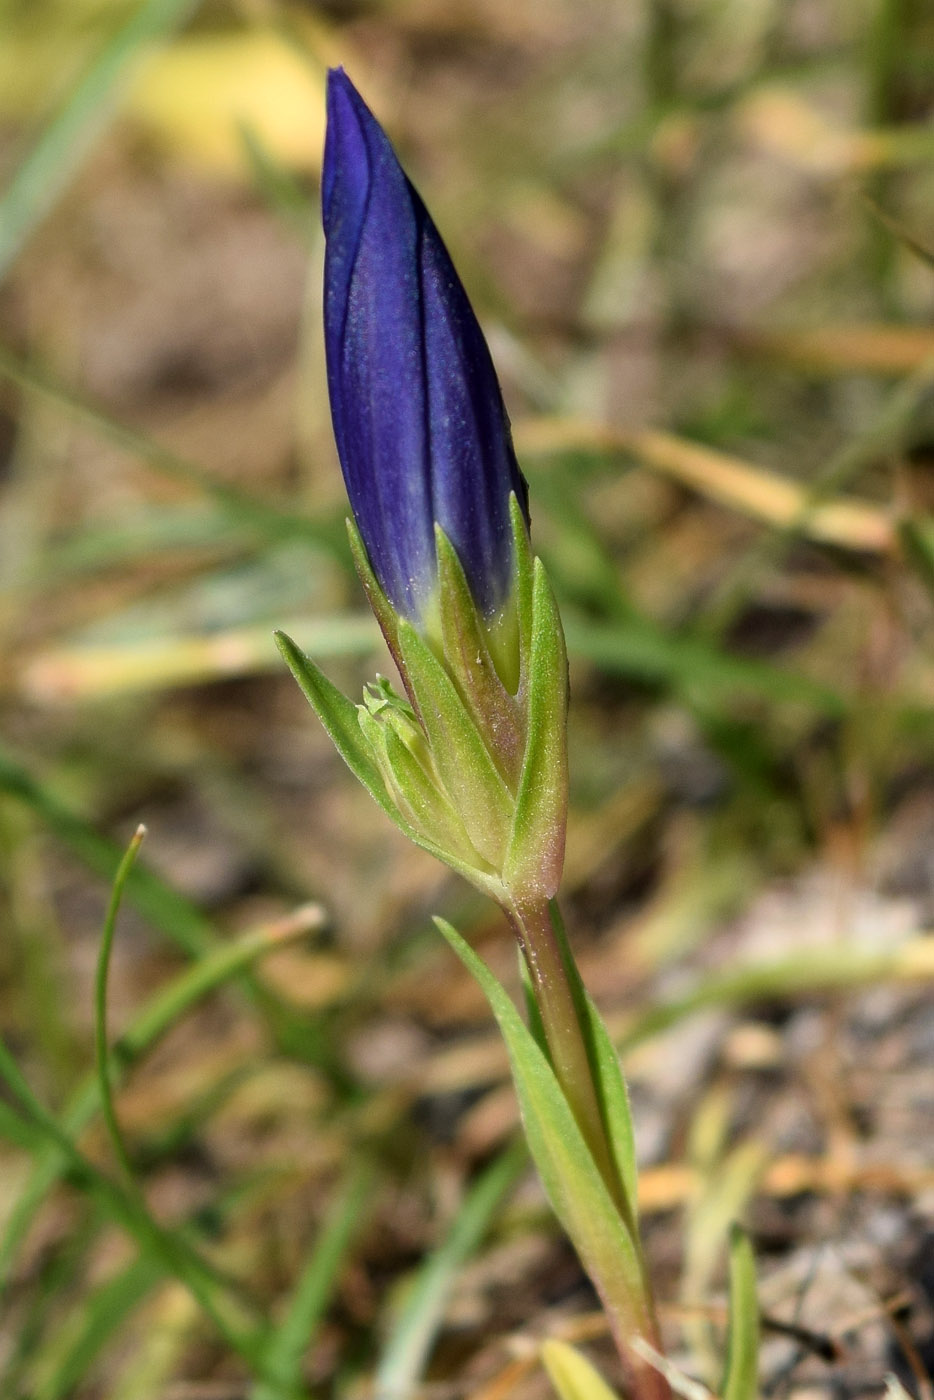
[322,68,529,626]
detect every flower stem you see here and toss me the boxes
[507,898,621,1205]
[506,897,671,1400]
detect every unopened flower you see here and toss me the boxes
[281,67,567,907]
[322,67,529,629]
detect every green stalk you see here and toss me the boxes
[506,898,669,1400]
[507,899,618,1200]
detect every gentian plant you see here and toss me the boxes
[278,69,759,1400]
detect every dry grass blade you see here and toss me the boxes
[515,420,895,554]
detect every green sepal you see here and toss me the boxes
[277,632,504,899]
[435,527,524,786]
[346,519,404,677]
[510,493,535,680]
[503,559,569,899]
[541,1341,622,1400]
[358,694,482,871]
[397,619,514,869]
[274,631,403,829]
[722,1224,759,1400]
[434,917,653,1347]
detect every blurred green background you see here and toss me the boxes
[2,1,934,1397]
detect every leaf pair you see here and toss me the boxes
[434,918,654,1361]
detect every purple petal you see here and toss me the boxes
[322,68,528,623]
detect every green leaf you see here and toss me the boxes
[397,620,514,868]
[722,1224,759,1400]
[541,1340,622,1400]
[579,1002,638,1225]
[0,1032,266,1372]
[95,825,148,1186]
[548,906,639,1226]
[503,560,568,899]
[563,613,847,717]
[274,630,401,829]
[433,918,653,1349]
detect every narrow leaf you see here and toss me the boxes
[0,745,213,958]
[722,1224,759,1400]
[433,918,652,1350]
[40,1254,163,1400]
[275,630,400,827]
[376,1142,526,1399]
[0,905,326,1291]
[252,1162,374,1400]
[0,0,203,279]
[95,825,148,1185]
[541,1341,622,1400]
[549,905,638,1225]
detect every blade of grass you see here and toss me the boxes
[0,744,213,957]
[747,323,934,376]
[95,823,148,1183]
[1,1205,107,1396]
[541,1340,622,1400]
[20,613,378,701]
[517,419,894,554]
[618,936,934,1052]
[0,1029,268,1366]
[35,1253,164,1400]
[0,1097,47,1152]
[24,505,256,582]
[0,902,327,1292]
[721,1225,759,1400]
[0,744,349,1083]
[253,1159,376,1400]
[0,0,203,280]
[0,346,345,554]
[375,1141,527,1400]
[700,362,934,639]
[563,612,848,717]
[86,825,272,1374]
